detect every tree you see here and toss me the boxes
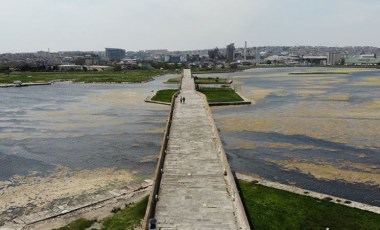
[340,58,346,65]
[113,65,122,71]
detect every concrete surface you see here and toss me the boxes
[154,69,242,229]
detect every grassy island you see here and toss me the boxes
[165,77,230,84]
[195,77,230,84]
[0,70,168,84]
[151,89,178,103]
[198,88,243,102]
[150,88,242,104]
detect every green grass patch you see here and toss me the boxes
[151,89,178,103]
[195,78,229,84]
[53,218,95,230]
[165,77,181,84]
[101,196,148,230]
[198,88,243,102]
[0,70,167,84]
[239,180,380,230]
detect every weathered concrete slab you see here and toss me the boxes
[153,69,247,229]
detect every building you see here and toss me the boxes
[164,55,185,63]
[58,65,83,71]
[83,55,99,65]
[105,48,126,61]
[345,57,380,65]
[208,47,221,60]
[360,54,376,59]
[226,43,235,62]
[327,52,341,65]
[302,56,327,65]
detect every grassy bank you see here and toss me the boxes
[101,196,148,230]
[151,89,178,103]
[55,181,380,230]
[198,88,243,102]
[0,70,168,84]
[54,218,96,230]
[55,197,149,230]
[239,180,380,230]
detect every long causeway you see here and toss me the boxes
[143,69,250,230]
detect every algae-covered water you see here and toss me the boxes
[0,75,177,224]
[207,68,380,206]
[0,68,379,224]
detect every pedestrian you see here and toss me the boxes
[183,97,186,104]
[180,96,183,103]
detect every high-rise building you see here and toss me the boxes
[244,41,247,61]
[327,52,340,65]
[105,48,126,61]
[226,43,235,62]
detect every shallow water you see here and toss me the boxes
[0,75,178,223]
[0,69,379,223]
[207,68,380,206]
[0,77,179,179]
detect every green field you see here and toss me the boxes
[101,196,148,230]
[0,70,167,84]
[151,89,178,103]
[198,88,243,102]
[239,180,380,230]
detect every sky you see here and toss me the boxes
[1,0,379,53]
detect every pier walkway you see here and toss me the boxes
[143,69,250,230]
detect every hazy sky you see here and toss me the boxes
[1,0,379,52]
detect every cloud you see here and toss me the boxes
[0,0,379,52]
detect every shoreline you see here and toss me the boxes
[2,174,379,229]
[1,180,153,230]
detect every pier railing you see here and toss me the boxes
[196,91,251,230]
[142,74,182,230]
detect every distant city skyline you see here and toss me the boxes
[1,0,380,53]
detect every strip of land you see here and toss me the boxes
[0,70,172,84]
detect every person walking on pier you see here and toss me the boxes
[183,96,186,104]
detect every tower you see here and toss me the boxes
[244,41,247,61]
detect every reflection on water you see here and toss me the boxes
[0,75,178,223]
[208,68,380,206]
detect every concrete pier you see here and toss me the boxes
[143,69,250,230]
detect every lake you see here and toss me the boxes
[0,68,379,224]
